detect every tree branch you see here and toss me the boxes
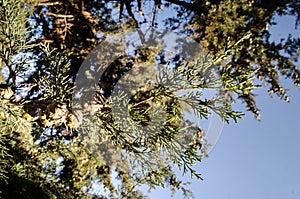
[45,12,74,18]
[164,0,202,11]
[36,1,62,6]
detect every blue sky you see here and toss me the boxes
[148,15,300,199]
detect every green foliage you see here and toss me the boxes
[38,44,73,104]
[0,0,299,198]
[0,0,34,89]
[0,129,10,191]
[0,0,34,186]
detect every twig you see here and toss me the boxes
[45,12,74,18]
[37,1,62,6]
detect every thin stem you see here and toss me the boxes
[128,86,220,109]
